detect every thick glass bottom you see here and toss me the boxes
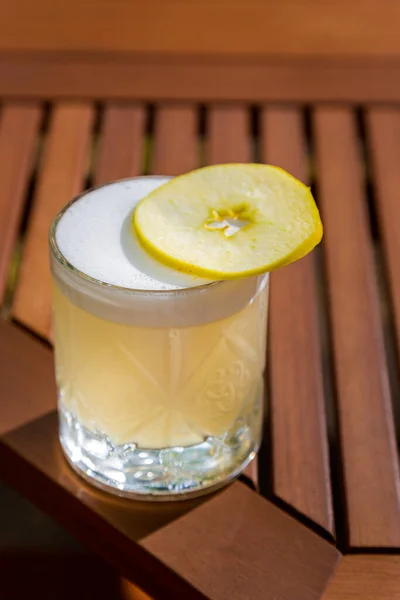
[59,403,261,500]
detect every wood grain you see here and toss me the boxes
[0,1,400,57]
[261,107,334,536]
[366,108,400,360]
[151,104,198,175]
[206,104,260,489]
[0,103,42,304]
[2,55,400,102]
[12,103,94,338]
[95,104,146,185]
[313,107,400,548]
[323,556,400,599]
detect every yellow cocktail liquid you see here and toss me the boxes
[53,280,268,449]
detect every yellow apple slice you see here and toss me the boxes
[134,164,322,279]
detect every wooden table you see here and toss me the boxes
[0,49,400,599]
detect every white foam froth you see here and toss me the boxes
[56,177,211,290]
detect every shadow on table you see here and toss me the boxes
[1,411,222,543]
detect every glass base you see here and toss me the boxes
[59,406,260,500]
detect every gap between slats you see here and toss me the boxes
[12,103,95,340]
[261,106,334,538]
[0,103,42,308]
[313,106,400,548]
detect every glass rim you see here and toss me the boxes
[49,176,227,297]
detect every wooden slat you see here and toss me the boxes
[95,104,146,185]
[0,103,42,304]
[142,483,340,600]
[241,457,259,492]
[313,107,400,547]
[3,55,400,103]
[0,320,55,435]
[207,105,251,164]
[12,103,94,339]
[323,556,400,599]
[206,104,259,489]
[366,108,400,359]
[261,107,334,535]
[1,1,400,57]
[151,104,198,175]
[0,325,340,600]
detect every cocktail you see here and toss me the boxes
[50,166,321,498]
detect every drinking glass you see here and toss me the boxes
[49,177,269,499]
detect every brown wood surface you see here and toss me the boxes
[207,105,251,164]
[0,1,399,57]
[262,107,334,536]
[366,108,400,360]
[323,556,400,599]
[1,91,400,595]
[242,456,259,491]
[0,103,42,304]
[151,104,198,175]
[143,482,340,600]
[0,319,55,435]
[2,55,400,103]
[313,107,400,548]
[12,103,94,338]
[95,104,146,185]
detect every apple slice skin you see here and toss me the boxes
[134,164,323,279]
